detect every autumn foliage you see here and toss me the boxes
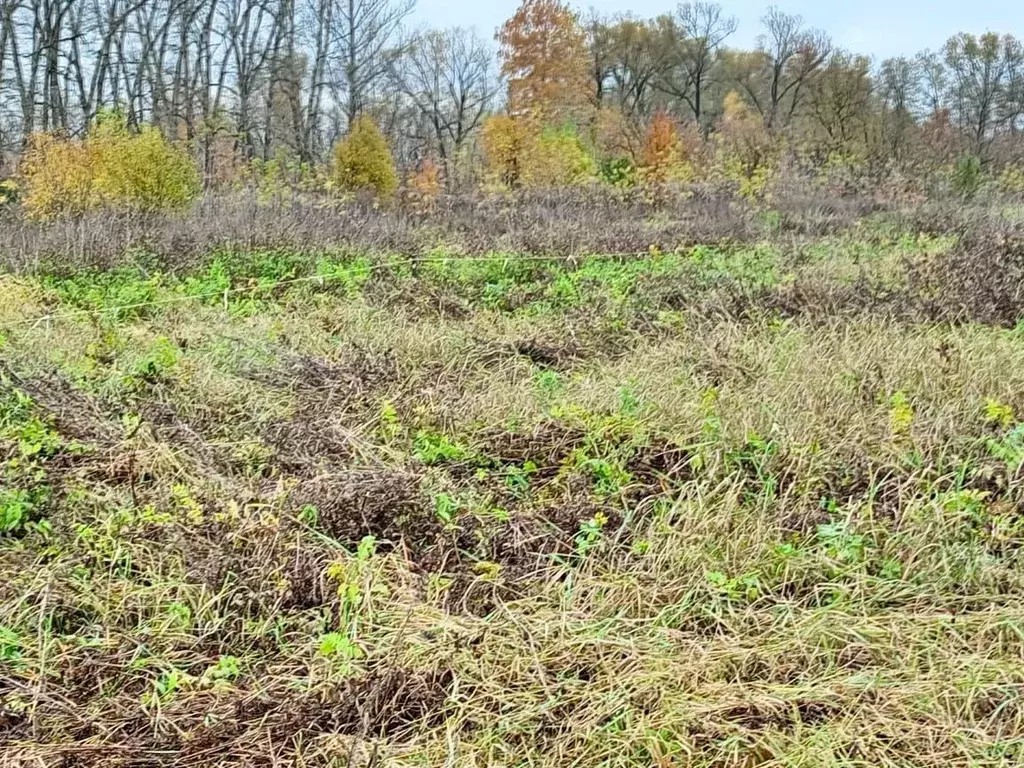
[482,115,534,188]
[483,116,595,188]
[532,125,596,186]
[714,92,779,198]
[497,0,591,123]
[331,115,398,200]
[406,158,444,212]
[640,111,690,184]
[21,114,200,220]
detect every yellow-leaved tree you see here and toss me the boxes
[91,119,202,211]
[21,111,200,219]
[331,115,398,199]
[482,117,595,188]
[482,114,535,188]
[714,92,779,200]
[530,125,596,186]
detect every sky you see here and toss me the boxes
[410,0,1022,61]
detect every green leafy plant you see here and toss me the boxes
[130,336,180,383]
[315,256,372,297]
[984,398,1016,430]
[503,460,537,498]
[0,489,35,533]
[317,632,364,677]
[951,154,984,199]
[0,627,22,667]
[575,511,609,556]
[298,504,320,526]
[706,570,762,603]
[201,655,241,688]
[889,391,914,436]
[1,388,70,535]
[599,157,635,187]
[144,667,192,707]
[986,424,1024,472]
[326,534,378,646]
[413,430,469,464]
[378,400,402,443]
[533,369,563,398]
[433,493,461,526]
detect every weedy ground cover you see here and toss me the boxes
[2,219,1024,767]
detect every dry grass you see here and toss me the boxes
[2,217,1024,767]
[0,189,759,274]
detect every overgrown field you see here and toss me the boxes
[3,212,1024,766]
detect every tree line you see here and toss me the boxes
[1,0,1022,189]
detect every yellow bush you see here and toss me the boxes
[92,125,201,211]
[482,116,594,188]
[249,147,324,201]
[331,115,398,199]
[21,117,200,219]
[998,165,1024,195]
[714,92,779,201]
[529,125,595,187]
[482,114,534,188]
[0,179,20,206]
[21,134,96,219]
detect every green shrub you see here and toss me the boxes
[599,157,635,187]
[331,115,398,199]
[0,179,19,206]
[951,154,984,199]
[529,124,596,187]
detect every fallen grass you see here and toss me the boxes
[2,229,1024,767]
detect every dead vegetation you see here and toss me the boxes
[3,209,1024,767]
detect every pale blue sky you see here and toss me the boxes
[412,0,1021,60]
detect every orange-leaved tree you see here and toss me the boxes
[497,0,591,124]
[640,111,690,184]
[406,157,443,212]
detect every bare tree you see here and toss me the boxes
[296,0,332,157]
[878,56,919,158]
[878,56,918,115]
[392,25,495,178]
[596,16,672,124]
[735,6,831,131]
[944,32,1023,152]
[915,49,946,118]
[332,0,412,128]
[658,1,736,128]
[803,51,874,154]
